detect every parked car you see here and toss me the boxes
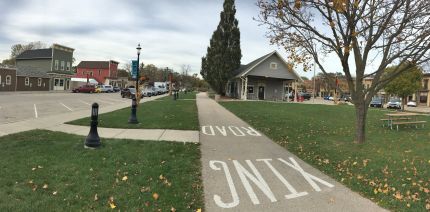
[141,88,153,97]
[113,86,121,92]
[323,96,331,100]
[121,88,142,99]
[370,97,383,108]
[72,85,96,93]
[96,85,114,93]
[152,87,163,95]
[286,92,311,100]
[387,98,402,109]
[407,100,417,107]
[158,87,168,94]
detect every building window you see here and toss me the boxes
[66,62,70,71]
[6,75,11,85]
[89,71,93,77]
[247,85,254,94]
[38,78,42,86]
[61,61,65,70]
[98,70,101,76]
[424,79,429,90]
[270,62,278,69]
[25,77,30,86]
[55,60,59,70]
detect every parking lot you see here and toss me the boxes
[0,92,131,124]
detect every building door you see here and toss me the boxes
[258,86,265,100]
[53,78,65,90]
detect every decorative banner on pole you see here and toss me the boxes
[131,60,138,79]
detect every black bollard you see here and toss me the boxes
[128,97,139,124]
[85,103,101,148]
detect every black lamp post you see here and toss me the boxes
[128,97,138,124]
[136,43,141,101]
[129,43,141,124]
[85,103,101,148]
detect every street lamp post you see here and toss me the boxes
[129,44,141,124]
[136,43,141,102]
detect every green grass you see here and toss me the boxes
[67,97,199,130]
[157,91,197,100]
[0,130,203,211]
[220,102,430,212]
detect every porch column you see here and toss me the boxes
[293,81,297,102]
[427,91,430,107]
[244,76,248,100]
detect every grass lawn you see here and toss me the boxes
[67,96,199,130]
[220,101,430,212]
[0,130,203,211]
[157,91,197,101]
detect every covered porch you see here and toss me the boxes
[227,76,299,101]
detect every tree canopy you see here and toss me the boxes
[201,0,241,95]
[384,63,423,109]
[257,0,430,143]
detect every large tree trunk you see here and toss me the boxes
[354,102,368,144]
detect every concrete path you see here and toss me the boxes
[0,94,199,143]
[45,124,198,143]
[197,93,386,212]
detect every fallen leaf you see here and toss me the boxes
[37,165,43,169]
[144,201,150,207]
[426,203,430,210]
[153,193,159,201]
[52,191,58,195]
[394,191,403,200]
[122,176,128,181]
[196,209,202,212]
[109,202,116,209]
[171,207,176,212]
[94,194,98,201]
[353,161,357,166]
[32,167,37,171]
[159,175,165,180]
[140,186,150,193]
[42,184,48,189]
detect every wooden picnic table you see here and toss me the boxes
[383,112,426,130]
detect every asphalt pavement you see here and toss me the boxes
[197,93,386,212]
[0,91,129,124]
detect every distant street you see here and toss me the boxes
[0,92,130,124]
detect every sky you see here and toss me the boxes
[0,0,342,79]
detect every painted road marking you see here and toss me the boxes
[201,125,261,137]
[33,104,38,118]
[79,100,91,106]
[209,157,334,208]
[60,102,73,111]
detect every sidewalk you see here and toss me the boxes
[197,93,386,212]
[0,94,199,143]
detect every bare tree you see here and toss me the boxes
[257,0,430,143]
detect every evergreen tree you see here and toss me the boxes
[200,0,241,95]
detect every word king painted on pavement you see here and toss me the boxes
[201,125,261,137]
[209,157,335,208]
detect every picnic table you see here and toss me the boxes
[381,112,426,130]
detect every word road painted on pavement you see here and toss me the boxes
[201,125,261,137]
[209,157,335,208]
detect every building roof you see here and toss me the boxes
[233,51,302,81]
[77,61,113,69]
[16,66,50,78]
[16,48,53,60]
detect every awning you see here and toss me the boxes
[71,77,98,84]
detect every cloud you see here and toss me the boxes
[0,0,318,77]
